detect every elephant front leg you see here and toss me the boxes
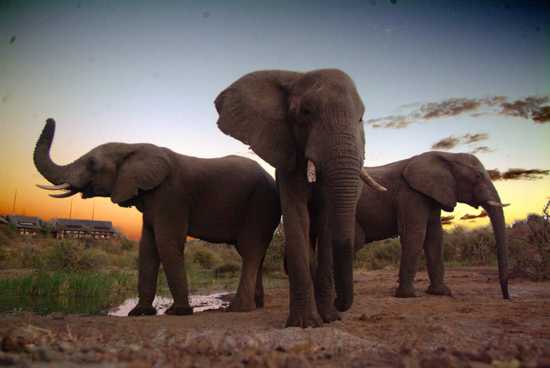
[155,219,193,316]
[280,174,321,328]
[424,211,452,296]
[128,223,159,316]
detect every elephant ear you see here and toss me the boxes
[111,146,170,205]
[403,152,457,211]
[215,70,303,170]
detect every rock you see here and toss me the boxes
[1,326,41,352]
[0,351,19,365]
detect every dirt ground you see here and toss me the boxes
[1,267,549,367]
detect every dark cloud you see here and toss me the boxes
[441,215,455,225]
[460,210,488,221]
[500,96,549,121]
[367,95,549,129]
[488,168,550,181]
[431,136,460,150]
[430,132,489,151]
[469,146,493,155]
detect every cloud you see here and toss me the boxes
[500,96,550,122]
[460,210,488,221]
[488,168,550,181]
[431,136,461,150]
[431,132,489,151]
[441,215,454,225]
[469,146,493,155]
[367,95,549,129]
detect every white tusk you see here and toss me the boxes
[36,183,71,191]
[360,169,387,192]
[49,190,77,198]
[307,160,317,183]
[487,200,510,208]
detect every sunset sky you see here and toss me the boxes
[1,0,549,239]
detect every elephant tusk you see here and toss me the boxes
[49,190,78,198]
[360,169,387,192]
[487,200,510,208]
[36,183,71,191]
[307,160,317,183]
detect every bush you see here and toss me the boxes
[263,228,285,274]
[355,238,401,270]
[214,262,241,277]
[190,246,222,269]
[508,212,550,281]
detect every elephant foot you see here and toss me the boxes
[426,284,452,296]
[395,287,417,298]
[255,294,264,309]
[128,305,157,317]
[165,304,193,316]
[285,309,322,328]
[317,304,341,323]
[228,297,256,312]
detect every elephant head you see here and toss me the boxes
[403,151,510,299]
[215,69,383,311]
[34,119,169,207]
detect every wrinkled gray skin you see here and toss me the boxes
[353,151,510,299]
[34,119,281,316]
[215,69,383,327]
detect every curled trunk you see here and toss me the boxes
[33,119,74,185]
[482,197,510,299]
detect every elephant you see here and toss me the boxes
[33,119,281,315]
[353,151,510,299]
[214,69,386,327]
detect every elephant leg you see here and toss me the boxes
[255,255,265,308]
[231,236,264,312]
[395,202,429,298]
[424,210,452,296]
[128,222,159,317]
[279,174,321,328]
[154,215,193,316]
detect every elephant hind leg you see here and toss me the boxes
[424,209,452,296]
[231,234,266,312]
[395,197,430,298]
[254,255,265,308]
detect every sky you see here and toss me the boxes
[0,0,549,239]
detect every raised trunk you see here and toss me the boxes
[33,119,74,185]
[482,195,510,299]
[326,162,361,312]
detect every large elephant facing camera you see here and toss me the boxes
[34,119,281,315]
[354,151,510,299]
[215,69,385,327]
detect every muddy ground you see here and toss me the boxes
[1,267,549,367]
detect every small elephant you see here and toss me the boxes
[215,69,385,327]
[34,119,281,315]
[354,151,510,299]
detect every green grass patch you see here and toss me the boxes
[0,270,135,315]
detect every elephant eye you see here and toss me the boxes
[88,157,100,172]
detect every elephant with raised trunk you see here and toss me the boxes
[215,69,386,327]
[353,151,510,299]
[34,119,281,315]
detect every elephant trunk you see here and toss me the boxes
[325,160,362,312]
[482,194,510,299]
[33,119,74,185]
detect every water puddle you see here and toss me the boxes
[108,292,232,316]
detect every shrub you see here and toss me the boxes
[190,246,222,269]
[355,238,401,270]
[214,262,241,277]
[263,229,285,274]
[508,211,550,281]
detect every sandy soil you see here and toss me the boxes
[1,267,549,367]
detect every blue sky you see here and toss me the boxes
[1,0,549,237]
